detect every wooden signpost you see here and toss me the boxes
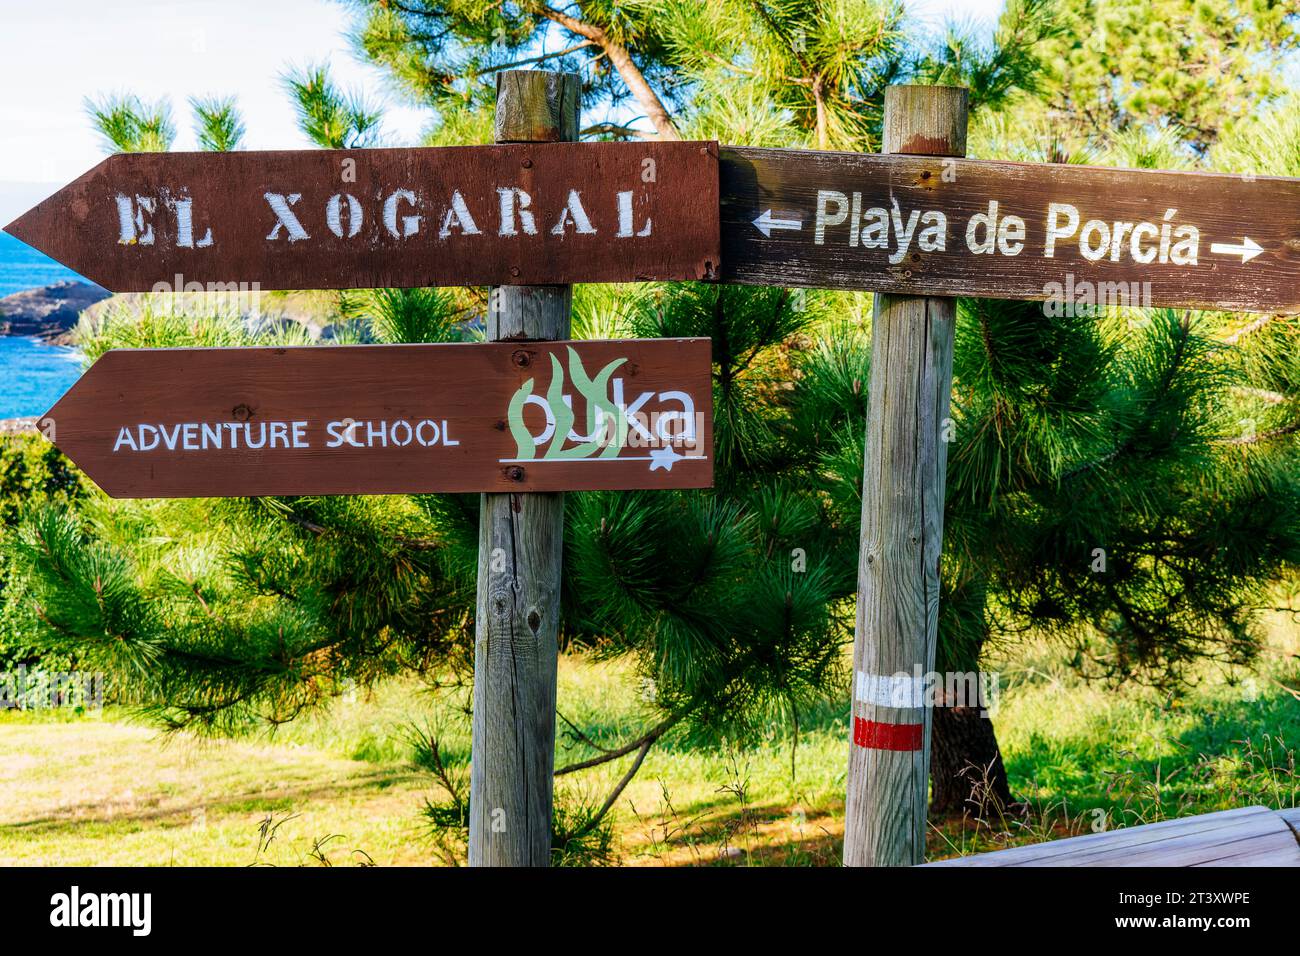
[841,86,965,869]
[472,69,573,868]
[9,63,1300,870]
[39,338,714,498]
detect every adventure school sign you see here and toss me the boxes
[41,339,713,498]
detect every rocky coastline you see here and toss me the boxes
[0,280,110,345]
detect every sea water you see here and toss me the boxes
[0,336,82,418]
[0,231,84,298]
[0,232,87,418]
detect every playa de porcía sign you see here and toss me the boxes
[39,339,713,497]
[718,146,1300,313]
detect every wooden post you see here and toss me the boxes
[468,69,580,867]
[843,85,969,867]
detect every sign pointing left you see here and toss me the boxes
[751,208,802,237]
[3,142,721,291]
[39,339,714,498]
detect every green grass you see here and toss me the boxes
[2,613,1298,865]
[930,611,1300,859]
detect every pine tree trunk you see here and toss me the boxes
[930,575,1015,815]
[929,700,1013,815]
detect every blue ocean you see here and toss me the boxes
[0,231,85,298]
[0,232,87,418]
[0,337,82,418]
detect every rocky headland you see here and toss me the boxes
[0,281,110,344]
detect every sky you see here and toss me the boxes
[0,0,1004,224]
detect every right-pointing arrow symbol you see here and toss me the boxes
[752,208,803,238]
[1210,236,1263,264]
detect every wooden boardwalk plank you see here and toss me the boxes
[926,806,1300,867]
[1277,806,1300,839]
[926,806,1262,866]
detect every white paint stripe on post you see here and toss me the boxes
[854,671,927,709]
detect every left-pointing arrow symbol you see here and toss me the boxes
[1209,236,1263,264]
[752,208,803,238]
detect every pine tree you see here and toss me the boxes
[282,64,384,148]
[341,0,1056,149]
[0,434,85,676]
[1023,0,1300,153]
[84,94,177,153]
[915,302,1297,810]
[327,0,1081,821]
[0,0,1088,832]
[346,0,685,141]
[901,89,1300,809]
[190,96,246,152]
[85,94,247,154]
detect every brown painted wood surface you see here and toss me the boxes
[720,145,1300,314]
[925,806,1300,867]
[843,85,967,868]
[41,338,713,498]
[5,141,720,291]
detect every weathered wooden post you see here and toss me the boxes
[843,85,969,867]
[468,69,580,867]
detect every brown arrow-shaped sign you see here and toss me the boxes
[4,142,721,292]
[718,146,1300,314]
[39,339,714,498]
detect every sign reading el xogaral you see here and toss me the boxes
[5,142,721,290]
[42,339,713,498]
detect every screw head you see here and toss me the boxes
[507,466,525,481]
